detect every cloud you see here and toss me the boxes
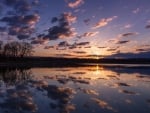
[0,14,39,27]
[68,46,77,49]
[22,14,40,25]
[1,15,24,26]
[145,25,150,29]
[84,54,106,58]
[107,48,117,51]
[73,51,86,54]
[9,26,35,37]
[0,0,40,40]
[44,46,54,49]
[67,0,84,8]
[54,53,74,57]
[58,41,70,47]
[119,32,138,37]
[67,41,90,49]
[1,14,40,39]
[76,42,90,46]
[76,31,99,39]
[3,0,18,6]
[31,38,49,44]
[92,16,117,29]
[82,31,99,37]
[42,12,77,40]
[3,0,32,14]
[141,44,150,47]
[108,39,117,43]
[84,46,91,48]
[63,12,77,23]
[17,34,30,40]
[83,18,90,25]
[51,12,77,24]
[116,40,130,44]
[136,48,147,52]
[98,46,107,49]
[132,8,140,14]
[124,24,132,29]
[32,0,39,5]
[136,48,150,52]
[51,17,58,23]
[0,27,6,32]
[107,32,138,45]
[107,46,119,51]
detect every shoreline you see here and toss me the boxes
[0,56,150,68]
[1,61,150,68]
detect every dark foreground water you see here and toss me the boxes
[0,65,150,113]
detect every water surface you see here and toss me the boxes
[0,65,150,113]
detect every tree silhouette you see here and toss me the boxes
[3,41,33,57]
[20,42,33,57]
[0,40,3,56]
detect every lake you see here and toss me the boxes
[0,65,150,113]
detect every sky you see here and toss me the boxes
[0,0,150,58]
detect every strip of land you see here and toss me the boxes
[0,56,150,68]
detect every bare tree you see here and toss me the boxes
[3,41,33,57]
[11,41,21,57]
[3,41,21,57]
[20,42,33,57]
[0,41,3,56]
[3,42,11,56]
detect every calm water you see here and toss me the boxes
[0,65,150,113]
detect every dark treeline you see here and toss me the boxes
[0,41,33,57]
[0,56,150,68]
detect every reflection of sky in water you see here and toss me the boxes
[0,66,150,113]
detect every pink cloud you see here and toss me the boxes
[68,0,84,8]
[92,16,117,29]
[83,31,99,37]
[63,12,77,23]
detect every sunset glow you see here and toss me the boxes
[0,0,150,58]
